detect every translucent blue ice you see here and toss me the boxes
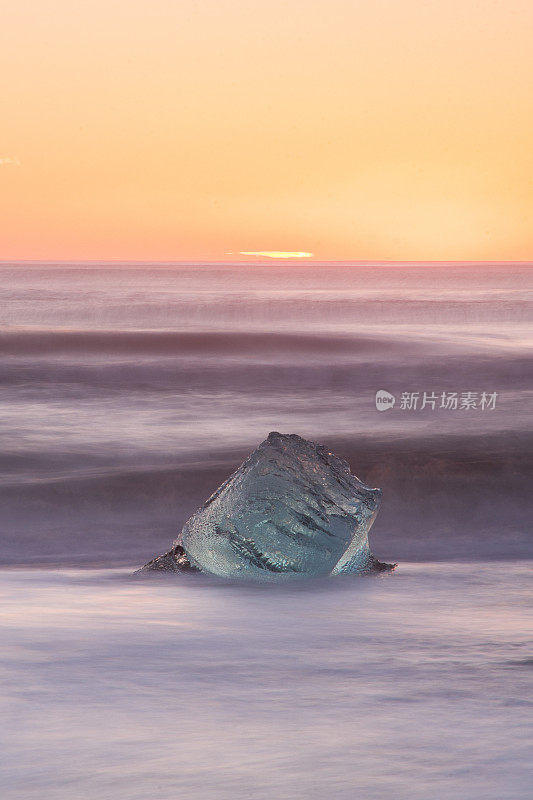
[174,432,383,580]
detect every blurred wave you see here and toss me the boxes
[0,262,531,566]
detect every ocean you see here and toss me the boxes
[1,261,531,798]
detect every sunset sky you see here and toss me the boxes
[1,0,532,261]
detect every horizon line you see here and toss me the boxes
[1,259,532,266]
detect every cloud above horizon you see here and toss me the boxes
[239,251,313,259]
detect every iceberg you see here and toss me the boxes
[138,432,393,580]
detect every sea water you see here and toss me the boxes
[0,261,531,797]
[1,564,531,799]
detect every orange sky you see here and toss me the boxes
[1,0,532,261]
